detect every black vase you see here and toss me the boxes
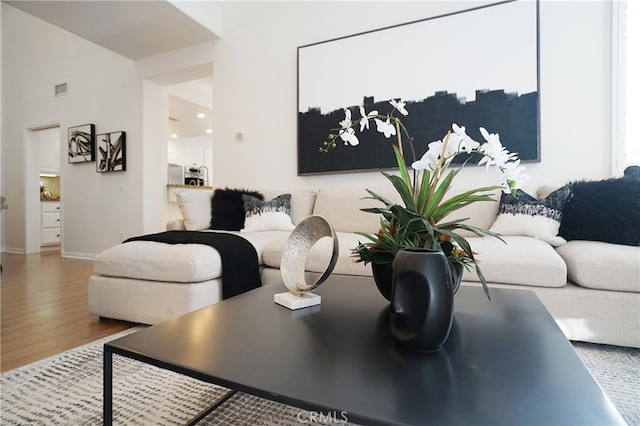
[389,248,454,352]
[373,258,463,302]
[371,262,393,301]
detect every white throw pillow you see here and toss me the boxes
[175,189,213,231]
[241,194,295,232]
[489,187,570,247]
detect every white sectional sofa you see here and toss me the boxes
[89,185,640,348]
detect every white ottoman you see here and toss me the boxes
[88,241,224,324]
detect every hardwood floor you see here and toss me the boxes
[0,250,136,372]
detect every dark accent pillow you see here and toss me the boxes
[209,188,263,231]
[559,178,640,246]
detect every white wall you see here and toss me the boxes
[210,0,614,193]
[1,4,215,256]
[1,4,143,256]
[1,1,617,257]
[0,1,4,258]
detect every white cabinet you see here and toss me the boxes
[41,201,61,245]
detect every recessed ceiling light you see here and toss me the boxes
[206,129,213,134]
[196,113,206,119]
[171,133,178,139]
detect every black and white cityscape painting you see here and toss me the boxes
[96,131,126,173]
[297,0,539,175]
[68,124,95,163]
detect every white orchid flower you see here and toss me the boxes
[497,159,529,192]
[477,127,516,170]
[389,99,408,116]
[359,106,378,132]
[411,150,432,171]
[339,109,352,130]
[375,118,397,138]
[444,132,464,157]
[416,140,446,169]
[479,127,500,145]
[451,123,480,154]
[339,127,359,146]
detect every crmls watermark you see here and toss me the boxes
[296,410,349,424]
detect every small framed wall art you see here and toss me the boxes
[68,124,95,163]
[96,131,126,173]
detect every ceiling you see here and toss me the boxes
[169,90,213,140]
[5,0,217,140]
[3,0,220,60]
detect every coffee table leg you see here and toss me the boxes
[186,389,238,426]
[103,348,113,426]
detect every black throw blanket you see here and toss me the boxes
[124,231,261,300]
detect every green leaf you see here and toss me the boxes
[382,172,417,212]
[392,145,412,190]
[415,169,431,215]
[424,168,457,218]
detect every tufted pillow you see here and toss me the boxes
[489,187,571,247]
[210,188,263,231]
[241,194,295,232]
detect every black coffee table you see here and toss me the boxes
[104,276,625,425]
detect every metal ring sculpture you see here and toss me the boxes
[280,215,339,295]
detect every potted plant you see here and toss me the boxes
[320,100,528,300]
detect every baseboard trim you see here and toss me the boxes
[61,250,96,260]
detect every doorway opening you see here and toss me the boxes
[25,124,62,254]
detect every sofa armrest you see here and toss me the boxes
[166,219,186,231]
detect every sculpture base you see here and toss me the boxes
[274,292,321,310]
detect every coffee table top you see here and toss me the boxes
[107,276,624,425]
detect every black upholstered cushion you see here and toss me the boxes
[209,188,263,231]
[559,178,640,246]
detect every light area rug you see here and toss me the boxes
[1,326,638,425]
[572,342,640,426]
[0,327,354,426]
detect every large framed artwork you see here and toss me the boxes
[68,124,95,163]
[297,0,540,175]
[96,131,126,173]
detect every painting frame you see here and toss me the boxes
[96,131,127,173]
[67,124,95,163]
[297,0,540,175]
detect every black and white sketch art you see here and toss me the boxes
[297,0,540,175]
[96,131,126,173]
[68,124,95,163]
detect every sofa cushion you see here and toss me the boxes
[94,240,223,282]
[439,186,501,237]
[556,240,640,292]
[241,194,295,232]
[175,188,214,231]
[263,232,372,277]
[94,230,292,283]
[461,235,567,288]
[312,186,401,234]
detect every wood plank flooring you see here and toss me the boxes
[0,250,135,372]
